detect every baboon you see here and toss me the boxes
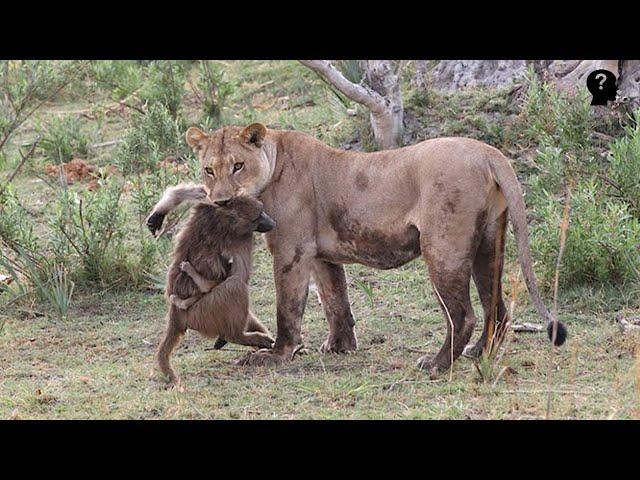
[147,183,276,388]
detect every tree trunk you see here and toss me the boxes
[364,60,404,149]
[617,60,640,111]
[299,60,404,150]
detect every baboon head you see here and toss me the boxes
[185,123,272,206]
[218,196,276,236]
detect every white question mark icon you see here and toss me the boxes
[595,72,607,90]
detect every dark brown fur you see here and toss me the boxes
[154,193,275,388]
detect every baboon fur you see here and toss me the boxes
[147,184,275,387]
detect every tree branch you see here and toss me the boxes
[299,60,388,113]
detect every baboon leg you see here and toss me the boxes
[156,311,187,387]
[214,310,271,351]
[311,260,357,353]
[180,261,218,293]
[246,310,271,335]
[170,293,201,310]
[229,331,275,349]
[417,228,479,378]
[465,210,509,359]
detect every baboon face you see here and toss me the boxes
[221,197,276,235]
[185,124,271,206]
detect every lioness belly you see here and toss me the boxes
[318,212,421,269]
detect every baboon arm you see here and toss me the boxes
[153,183,210,215]
[146,183,211,235]
[199,256,252,307]
[181,261,220,293]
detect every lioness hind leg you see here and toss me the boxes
[417,232,478,378]
[465,210,509,359]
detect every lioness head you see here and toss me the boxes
[185,123,274,205]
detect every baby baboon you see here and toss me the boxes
[147,183,276,388]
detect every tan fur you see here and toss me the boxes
[182,124,562,376]
[152,190,275,388]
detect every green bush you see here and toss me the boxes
[0,189,74,317]
[51,179,130,286]
[87,61,143,99]
[518,75,640,290]
[37,114,90,164]
[520,68,594,158]
[197,61,235,127]
[139,61,186,119]
[530,177,640,287]
[114,103,187,175]
[608,116,640,219]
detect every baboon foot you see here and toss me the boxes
[416,355,450,380]
[320,328,357,353]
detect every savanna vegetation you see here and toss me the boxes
[1,60,639,419]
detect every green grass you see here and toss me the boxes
[2,242,639,419]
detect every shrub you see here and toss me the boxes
[0,189,74,318]
[114,103,187,175]
[37,114,90,164]
[196,61,235,127]
[139,61,186,119]
[0,60,82,155]
[520,68,594,158]
[87,61,143,99]
[608,115,640,219]
[530,178,640,287]
[51,178,131,287]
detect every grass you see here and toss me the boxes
[2,242,639,419]
[1,60,639,419]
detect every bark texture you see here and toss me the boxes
[300,60,404,149]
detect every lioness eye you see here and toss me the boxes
[233,162,244,173]
[204,167,215,177]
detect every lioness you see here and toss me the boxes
[149,123,567,377]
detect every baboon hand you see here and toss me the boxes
[179,261,191,272]
[169,294,188,310]
[146,211,166,236]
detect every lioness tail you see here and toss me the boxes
[488,154,567,346]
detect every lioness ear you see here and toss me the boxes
[185,127,207,151]
[240,123,267,147]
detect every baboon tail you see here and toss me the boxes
[488,153,567,346]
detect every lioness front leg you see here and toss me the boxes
[312,260,357,353]
[241,246,311,366]
[180,261,218,293]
